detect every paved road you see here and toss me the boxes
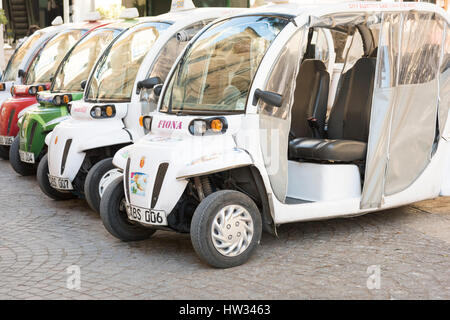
[0,159,449,299]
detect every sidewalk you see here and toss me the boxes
[0,159,449,299]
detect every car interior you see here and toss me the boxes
[288,25,378,177]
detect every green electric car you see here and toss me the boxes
[10,18,141,176]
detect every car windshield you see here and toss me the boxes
[52,28,121,93]
[25,29,86,85]
[86,22,171,102]
[160,15,289,115]
[2,30,46,82]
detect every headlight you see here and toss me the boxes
[28,86,38,95]
[193,120,207,136]
[90,105,116,119]
[52,94,72,106]
[139,116,152,132]
[27,85,46,96]
[189,117,227,136]
[53,95,62,105]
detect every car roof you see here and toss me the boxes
[231,0,448,19]
[152,7,244,25]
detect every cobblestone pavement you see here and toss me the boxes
[0,159,449,300]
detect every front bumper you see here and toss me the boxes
[47,118,131,183]
[0,96,37,139]
[19,105,69,161]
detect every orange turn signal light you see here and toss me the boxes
[105,106,114,117]
[210,119,223,132]
[63,95,70,104]
[38,85,44,92]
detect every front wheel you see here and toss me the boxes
[36,154,76,200]
[0,146,9,160]
[85,158,121,213]
[190,190,262,268]
[9,136,36,176]
[100,176,156,242]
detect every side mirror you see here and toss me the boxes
[153,84,163,97]
[253,89,282,108]
[136,77,162,94]
[81,80,87,90]
[18,69,26,78]
[176,29,195,42]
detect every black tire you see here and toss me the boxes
[36,154,76,200]
[9,136,36,176]
[0,145,9,160]
[84,157,117,213]
[190,190,262,268]
[100,176,156,242]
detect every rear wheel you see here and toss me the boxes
[0,146,9,160]
[190,190,262,268]
[100,176,156,241]
[36,154,76,200]
[85,158,121,213]
[9,136,36,176]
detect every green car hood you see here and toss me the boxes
[18,91,83,158]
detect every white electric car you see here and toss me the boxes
[100,1,450,268]
[39,1,243,214]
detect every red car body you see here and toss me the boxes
[0,21,110,148]
[0,84,51,138]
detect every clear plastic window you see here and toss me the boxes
[2,31,45,82]
[160,15,289,114]
[398,13,444,85]
[86,22,171,102]
[259,29,305,120]
[52,29,120,93]
[140,20,212,113]
[25,29,85,84]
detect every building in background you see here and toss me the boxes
[1,0,249,42]
[122,0,249,16]
[1,0,448,44]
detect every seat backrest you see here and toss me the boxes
[327,57,376,142]
[290,59,330,138]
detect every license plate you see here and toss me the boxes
[126,204,167,226]
[0,136,14,146]
[48,174,73,190]
[19,150,35,164]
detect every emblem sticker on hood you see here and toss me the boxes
[130,172,148,196]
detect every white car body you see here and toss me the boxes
[118,1,450,231]
[46,7,244,191]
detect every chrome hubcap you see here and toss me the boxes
[99,169,122,198]
[211,205,254,257]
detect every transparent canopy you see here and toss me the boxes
[85,22,171,102]
[52,28,121,93]
[2,30,46,82]
[25,29,86,85]
[160,15,290,114]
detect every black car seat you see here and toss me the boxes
[289,57,376,162]
[290,59,330,140]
